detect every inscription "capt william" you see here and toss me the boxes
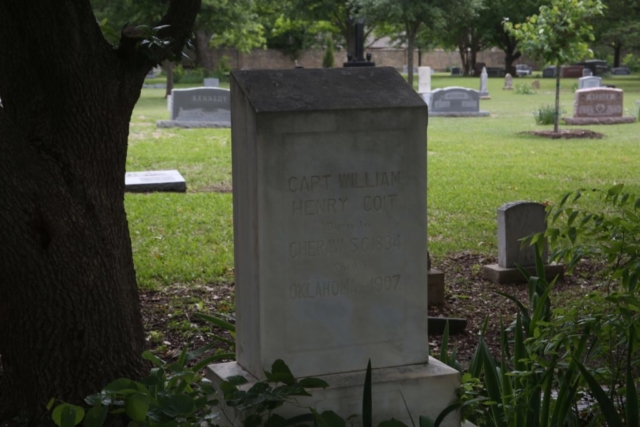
[288,171,400,192]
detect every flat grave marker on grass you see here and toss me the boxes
[124,170,186,193]
[207,67,460,426]
[157,87,231,128]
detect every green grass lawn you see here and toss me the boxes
[126,73,640,290]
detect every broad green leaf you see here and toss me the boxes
[125,393,150,422]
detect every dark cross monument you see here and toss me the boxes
[344,18,375,67]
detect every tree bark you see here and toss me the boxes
[554,63,561,133]
[194,29,214,71]
[0,0,200,422]
[612,43,622,67]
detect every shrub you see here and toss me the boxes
[533,104,565,125]
[172,64,184,83]
[322,36,334,68]
[623,53,640,72]
[514,83,536,94]
[213,56,231,79]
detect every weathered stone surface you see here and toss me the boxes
[561,65,584,78]
[503,73,513,90]
[479,67,490,98]
[124,170,186,193]
[481,263,565,284]
[578,76,602,90]
[612,66,631,75]
[542,66,556,78]
[428,269,445,306]
[532,80,540,89]
[497,201,547,268]
[204,78,220,87]
[429,87,489,117]
[156,120,231,128]
[207,358,460,427]
[170,87,231,122]
[573,87,624,118]
[418,66,432,94]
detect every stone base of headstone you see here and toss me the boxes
[481,263,564,284]
[563,116,636,125]
[125,170,186,193]
[428,317,467,335]
[479,93,491,100]
[206,359,461,427]
[420,92,431,107]
[428,269,445,306]
[156,120,231,128]
[429,111,490,117]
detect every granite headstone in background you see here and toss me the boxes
[578,76,602,90]
[204,78,220,87]
[125,170,187,193]
[565,87,636,124]
[542,66,556,78]
[429,87,489,117]
[532,80,541,89]
[562,66,584,78]
[450,66,461,76]
[612,67,631,75]
[503,73,513,90]
[582,68,593,77]
[418,66,432,105]
[157,87,231,128]
[479,67,490,99]
[481,201,564,283]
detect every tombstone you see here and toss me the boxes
[564,87,636,124]
[481,202,564,283]
[582,68,593,77]
[542,66,556,78]
[156,87,231,128]
[561,65,584,78]
[204,77,220,87]
[532,80,540,90]
[418,66,432,105]
[450,66,461,76]
[206,67,460,426]
[429,87,489,117]
[124,170,186,193]
[486,67,506,78]
[427,251,444,306]
[167,94,172,112]
[578,76,602,90]
[503,73,513,90]
[479,67,490,99]
[612,66,631,75]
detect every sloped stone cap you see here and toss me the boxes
[231,67,426,113]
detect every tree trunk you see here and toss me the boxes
[164,60,175,99]
[346,19,356,60]
[458,45,470,76]
[407,35,416,87]
[194,29,214,71]
[504,50,521,77]
[0,0,200,422]
[613,43,622,68]
[554,63,561,133]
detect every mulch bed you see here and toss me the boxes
[521,129,604,139]
[139,252,606,368]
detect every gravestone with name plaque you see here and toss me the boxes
[157,87,231,128]
[429,87,489,117]
[564,87,636,124]
[578,76,601,89]
[206,67,460,426]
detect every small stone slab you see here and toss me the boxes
[481,263,564,284]
[156,120,231,128]
[564,116,637,125]
[428,269,445,306]
[125,170,186,193]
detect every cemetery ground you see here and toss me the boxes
[129,74,640,367]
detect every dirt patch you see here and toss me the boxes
[521,129,604,139]
[193,183,233,193]
[139,252,606,369]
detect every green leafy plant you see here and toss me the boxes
[214,56,232,79]
[514,83,536,95]
[533,104,565,125]
[322,36,335,68]
[623,53,640,72]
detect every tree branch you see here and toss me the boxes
[118,0,201,68]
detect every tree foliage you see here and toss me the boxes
[505,0,604,132]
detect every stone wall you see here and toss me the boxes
[208,47,541,71]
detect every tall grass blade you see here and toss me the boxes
[363,359,372,427]
[626,327,638,427]
[440,321,450,365]
[479,340,506,427]
[575,359,624,427]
